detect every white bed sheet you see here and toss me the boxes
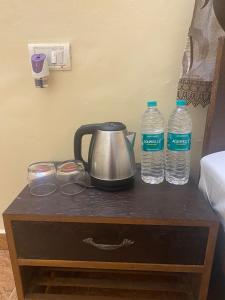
[199,151,225,230]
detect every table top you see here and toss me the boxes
[3,168,218,225]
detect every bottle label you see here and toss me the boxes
[167,133,192,151]
[142,133,164,152]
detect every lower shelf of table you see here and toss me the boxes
[26,293,196,300]
[23,267,200,300]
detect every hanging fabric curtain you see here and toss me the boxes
[177,0,225,107]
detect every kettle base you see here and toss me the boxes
[91,176,134,192]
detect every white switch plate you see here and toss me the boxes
[28,43,71,70]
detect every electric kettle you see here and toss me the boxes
[74,122,136,191]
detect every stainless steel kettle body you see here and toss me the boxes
[74,122,136,191]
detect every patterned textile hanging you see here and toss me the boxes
[177,0,225,107]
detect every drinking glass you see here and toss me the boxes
[28,162,57,196]
[56,160,86,196]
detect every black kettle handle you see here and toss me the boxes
[74,124,102,170]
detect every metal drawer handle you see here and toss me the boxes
[83,238,135,251]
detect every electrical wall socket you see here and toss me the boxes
[28,43,71,70]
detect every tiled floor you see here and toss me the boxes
[0,250,17,300]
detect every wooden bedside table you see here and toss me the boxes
[3,171,218,300]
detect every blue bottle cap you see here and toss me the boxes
[176,99,187,106]
[147,101,157,107]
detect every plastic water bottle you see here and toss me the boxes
[141,101,164,184]
[165,99,192,185]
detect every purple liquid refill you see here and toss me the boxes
[31,54,49,88]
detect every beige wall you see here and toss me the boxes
[0,0,207,230]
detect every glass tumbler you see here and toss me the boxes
[57,161,86,196]
[28,162,57,196]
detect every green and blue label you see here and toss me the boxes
[167,133,192,151]
[142,133,164,152]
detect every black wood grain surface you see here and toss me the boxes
[4,168,217,223]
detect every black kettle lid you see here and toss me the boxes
[100,122,126,131]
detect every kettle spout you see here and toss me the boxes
[126,131,136,148]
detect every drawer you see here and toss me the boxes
[12,221,208,265]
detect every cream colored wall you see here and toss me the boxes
[0,0,206,230]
